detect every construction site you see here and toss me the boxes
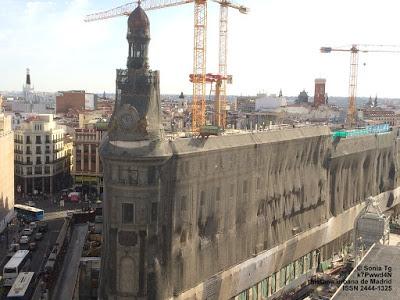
[80,1,400,300]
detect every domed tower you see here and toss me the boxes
[107,5,162,142]
[127,6,150,69]
[100,5,172,299]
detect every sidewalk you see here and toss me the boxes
[0,218,23,267]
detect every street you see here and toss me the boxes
[0,198,85,299]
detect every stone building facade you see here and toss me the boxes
[72,119,108,194]
[14,114,71,196]
[0,114,14,233]
[56,90,85,114]
[99,5,400,300]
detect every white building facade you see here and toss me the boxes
[14,114,71,196]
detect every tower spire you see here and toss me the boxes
[26,68,31,86]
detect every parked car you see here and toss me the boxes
[8,243,20,252]
[28,242,37,251]
[22,228,33,236]
[34,232,43,241]
[29,222,37,230]
[19,235,29,244]
[38,221,48,233]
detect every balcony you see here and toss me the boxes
[26,140,31,144]
[45,139,50,144]
[24,161,33,165]
[26,150,32,155]
[36,151,42,155]
[14,149,23,154]
[45,150,51,154]
[14,140,23,144]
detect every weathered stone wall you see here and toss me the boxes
[0,115,14,233]
[157,128,398,299]
[100,126,400,299]
[329,132,398,216]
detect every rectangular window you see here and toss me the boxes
[295,258,303,278]
[251,286,258,300]
[36,136,41,144]
[237,290,248,300]
[35,166,42,175]
[289,262,295,282]
[128,168,138,185]
[279,268,286,288]
[261,278,268,298]
[122,203,135,224]
[285,265,290,284]
[26,136,31,144]
[148,166,156,185]
[308,252,313,269]
[46,156,50,164]
[270,273,276,294]
[36,146,41,154]
[36,157,41,165]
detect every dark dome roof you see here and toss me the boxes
[128,6,150,34]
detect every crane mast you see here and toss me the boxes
[348,45,359,127]
[321,44,400,128]
[192,0,207,131]
[215,2,228,128]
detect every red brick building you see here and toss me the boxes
[56,90,85,114]
[314,78,326,107]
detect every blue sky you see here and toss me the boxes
[2,0,400,97]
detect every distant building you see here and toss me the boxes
[14,114,71,196]
[314,78,326,107]
[96,100,114,116]
[79,111,106,128]
[85,93,98,111]
[0,114,14,234]
[236,96,256,112]
[72,118,108,195]
[240,111,285,129]
[56,90,85,114]
[360,108,399,126]
[255,93,287,111]
[23,68,34,102]
[296,90,309,104]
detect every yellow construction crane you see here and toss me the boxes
[84,0,248,132]
[321,44,400,127]
[215,0,248,129]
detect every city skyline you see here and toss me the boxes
[2,0,400,97]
